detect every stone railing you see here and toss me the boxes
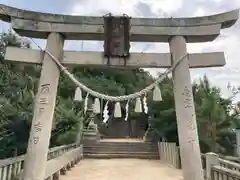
[158,142,240,179]
[157,142,181,169]
[0,144,83,180]
[43,145,83,180]
[211,165,240,179]
[201,153,207,179]
[219,158,240,172]
[158,143,240,179]
[205,152,240,180]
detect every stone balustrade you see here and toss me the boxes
[158,142,240,179]
[0,144,83,180]
[211,165,240,179]
[219,158,240,172]
[157,142,181,169]
[204,152,240,179]
[44,145,83,180]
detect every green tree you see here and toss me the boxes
[147,76,178,142]
[148,74,239,154]
[193,75,238,154]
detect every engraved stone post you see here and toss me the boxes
[169,36,204,180]
[22,33,64,180]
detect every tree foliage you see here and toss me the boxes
[148,74,239,154]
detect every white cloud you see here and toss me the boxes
[71,0,141,16]
[140,0,183,16]
[194,8,209,17]
[71,0,183,17]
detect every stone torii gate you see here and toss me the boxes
[0,4,239,180]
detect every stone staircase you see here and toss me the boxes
[82,115,159,159]
[83,141,159,159]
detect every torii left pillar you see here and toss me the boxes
[22,33,64,180]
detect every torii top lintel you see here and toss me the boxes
[0,4,239,42]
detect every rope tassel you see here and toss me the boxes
[134,97,142,113]
[124,100,129,121]
[93,98,101,114]
[74,87,82,102]
[153,85,162,101]
[143,94,148,114]
[84,93,89,114]
[103,101,109,123]
[114,102,122,118]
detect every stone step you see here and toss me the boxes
[84,153,159,159]
[84,144,157,147]
[83,151,158,155]
[83,141,159,159]
[83,133,98,136]
[84,142,157,146]
[83,142,158,150]
[83,147,157,150]
[83,144,158,147]
[83,129,97,131]
[83,147,158,152]
[84,147,158,150]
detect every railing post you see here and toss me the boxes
[76,121,83,146]
[176,147,181,169]
[7,164,13,180]
[163,142,166,161]
[0,167,2,179]
[80,145,83,159]
[52,171,60,180]
[45,176,53,180]
[206,152,219,180]
[2,166,7,180]
[236,128,240,157]
[60,167,67,175]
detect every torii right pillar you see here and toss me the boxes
[170,36,204,179]
[169,9,239,178]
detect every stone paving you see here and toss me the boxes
[61,159,182,180]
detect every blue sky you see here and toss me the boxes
[1,0,240,101]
